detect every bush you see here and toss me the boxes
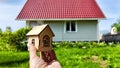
[0,27,31,51]
[8,27,31,51]
[52,42,119,49]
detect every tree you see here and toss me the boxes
[112,17,120,32]
[8,27,31,51]
[0,26,31,51]
[0,28,2,33]
[2,27,12,43]
[112,21,120,32]
[5,26,12,32]
[0,28,2,38]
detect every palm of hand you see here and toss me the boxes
[28,43,61,68]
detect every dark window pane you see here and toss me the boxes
[66,22,70,31]
[71,21,76,31]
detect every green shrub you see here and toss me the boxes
[9,27,31,51]
[9,27,31,45]
[0,27,31,51]
[53,42,106,49]
[53,42,120,49]
[98,42,107,47]
[108,42,116,47]
[74,42,85,48]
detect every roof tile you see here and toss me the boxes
[17,0,105,20]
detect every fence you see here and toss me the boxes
[101,33,120,43]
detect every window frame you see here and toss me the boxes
[65,21,77,32]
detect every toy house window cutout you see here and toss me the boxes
[32,39,35,45]
[43,35,50,47]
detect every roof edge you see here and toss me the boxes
[16,18,106,21]
[95,0,106,18]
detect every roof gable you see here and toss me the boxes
[26,24,55,36]
[17,0,105,20]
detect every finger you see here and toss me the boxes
[41,51,48,62]
[50,50,57,60]
[27,43,30,51]
[36,58,48,68]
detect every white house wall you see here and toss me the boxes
[44,21,64,41]
[44,20,98,41]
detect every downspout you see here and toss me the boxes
[97,20,100,43]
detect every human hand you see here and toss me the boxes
[41,50,62,68]
[27,43,36,51]
[28,43,47,68]
[27,43,61,68]
[41,50,57,63]
[47,60,62,68]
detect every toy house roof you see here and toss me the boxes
[26,24,55,36]
[17,0,105,20]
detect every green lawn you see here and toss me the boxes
[0,46,120,68]
[0,51,29,68]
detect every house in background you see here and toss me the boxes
[17,0,105,42]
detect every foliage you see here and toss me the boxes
[2,30,12,44]
[0,28,3,39]
[8,27,31,51]
[0,27,31,51]
[0,28,2,35]
[5,26,12,32]
[0,26,12,45]
[52,42,111,49]
[112,21,120,32]
[0,28,2,32]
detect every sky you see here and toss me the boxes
[0,0,26,31]
[0,0,120,33]
[97,0,120,33]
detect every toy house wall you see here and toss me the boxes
[38,27,53,51]
[28,36,39,49]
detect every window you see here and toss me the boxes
[66,21,77,32]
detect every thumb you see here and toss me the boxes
[36,58,48,68]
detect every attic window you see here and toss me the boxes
[66,21,77,32]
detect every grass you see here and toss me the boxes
[56,48,100,68]
[1,45,120,68]
[0,51,29,68]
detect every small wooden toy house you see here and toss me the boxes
[26,24,55,51]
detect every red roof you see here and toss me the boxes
[17,0,105,20]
